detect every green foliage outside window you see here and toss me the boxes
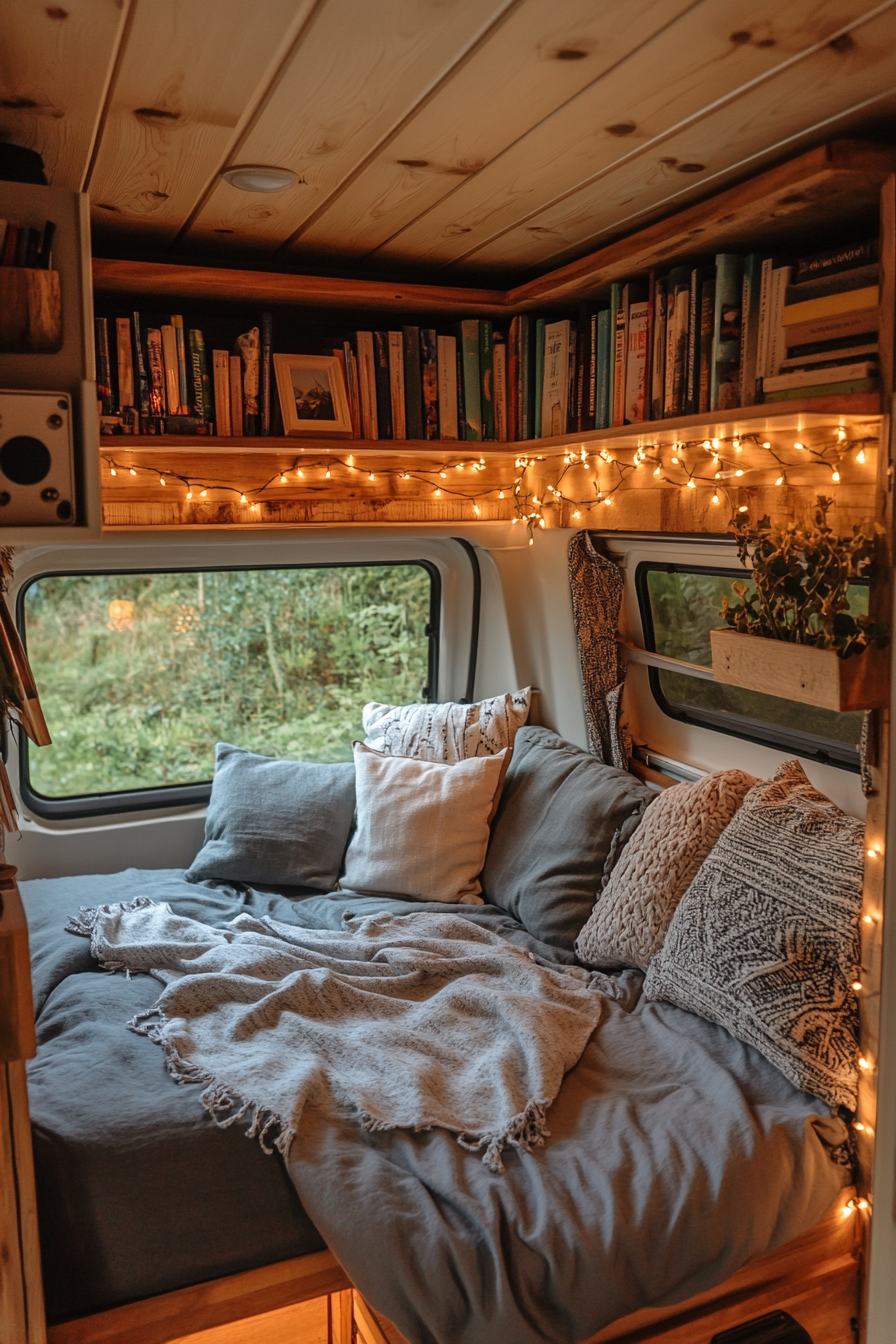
[22,564,432,798]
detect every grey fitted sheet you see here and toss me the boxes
[22,868,852,1338]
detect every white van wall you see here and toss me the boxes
[6,523,864,882]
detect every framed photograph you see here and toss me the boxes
[273,353,353,437]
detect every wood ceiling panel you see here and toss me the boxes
[466,5,896,274]
[284,0,697,265]
[184,0,515,255]
[0,0,127,190]
[85,0,310,242]
[370,0,885,272]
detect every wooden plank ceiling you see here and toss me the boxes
[2,0,896,283]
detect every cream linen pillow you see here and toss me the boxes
[340,743,508,905]
[575,769,758,971]
[362,688,532,763]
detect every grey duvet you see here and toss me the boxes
[23,868,851,1343]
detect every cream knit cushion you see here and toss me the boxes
[363,689,532,763]
[340,743,508,905]
[575,769,758,971]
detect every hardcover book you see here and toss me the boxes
[685,268,702,416]
[507,317,521,442]
[456,320,482,441]
[437,335,458,440]
[782,285,878,328]
[763,375,878,402]
[260,312,272,435]
[740,254,766,408]
[213,350,231,436]
[189,329,213,422]
[95,318,114,414]
[650,278,666,420]
[479,320,495,441]
[161,324,180,417]
[542,319,572,437]
[518,315,534,440]
[493,332,507,442]
[388,330,406,440]
[587,313,598,427]
[698,277,715,414]
[147,329,165,418]
[763,360,877,392]
[354,331,377,439]
[116,317,134,410]
[229,355,243,435]
[611,291,628,427]
[566,322,578,433]
[795,237,878,283]
[595,310,611,430]
[172,315,189,415]
[342,340,362,438]
[421,328,440,440]
[132,312,150,416]
[403,326,423,440]
[236,327,260,434]
[784,262,878,306]
[711,254,743,411]
[624,293,649,424]
[783,307,878,350]
[533,317,545,437]
[664,266,690,417]
[373,332,393,439]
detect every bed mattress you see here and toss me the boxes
[22,867,852,1339]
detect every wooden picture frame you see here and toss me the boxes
[273,354,352,437]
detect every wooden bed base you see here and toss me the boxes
[47,1192,860,1344]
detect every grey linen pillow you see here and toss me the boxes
[185,743,356,891]
[644,759,864,1112]
[481,727,652,953]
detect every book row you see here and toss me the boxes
[94,234,880,443]
[0,217,55,269]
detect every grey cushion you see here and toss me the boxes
[185,743,355,891]
[481,727,652,952]
[643,759,864,1112]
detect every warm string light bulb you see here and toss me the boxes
[837,427,847,440]
[369,472,375,481]
[200,489,207,498]
[831,469,840,483]
[279,474,287,484]
[325,468,331,478]
[775,473,785,487]
[711,493,720,505]
[296,468,304,478]
[686,478,696,489]
[498,490,504,499]
[856,448,866,464]
[185,489,192,500]
[434,487,441,497]
[129,467,136,476]
[110,466,117,476]
[239,493,247,504]
[473,503,481,515]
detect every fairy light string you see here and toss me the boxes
[102,427,875,539]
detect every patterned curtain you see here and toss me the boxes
[568,531,629,770]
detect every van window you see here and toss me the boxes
[19,562,438,812]
[636,564,864,770]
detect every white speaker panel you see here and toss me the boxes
[0,388,75,525]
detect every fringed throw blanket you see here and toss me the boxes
[66,899,607,1173]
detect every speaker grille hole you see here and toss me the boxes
[1,436,52,485]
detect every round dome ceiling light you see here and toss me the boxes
[221,164,298,193]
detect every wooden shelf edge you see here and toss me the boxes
[95,394,882,457]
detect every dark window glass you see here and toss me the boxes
[20,563,437,801]
[637,564,864,769]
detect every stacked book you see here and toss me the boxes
[0,216,55,269]
[95,312,275,436]
[760,239,879,403]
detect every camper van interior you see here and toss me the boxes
[2,4,896,1343]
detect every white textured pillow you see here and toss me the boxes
[340,743,508,904]
[575,769,758,971]
[363,688,531,763]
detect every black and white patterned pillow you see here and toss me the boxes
[643,760,864,1112]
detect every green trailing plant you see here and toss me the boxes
[720,496,889,659]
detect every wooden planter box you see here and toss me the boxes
[710,628,889,712]
[0,267,62,352]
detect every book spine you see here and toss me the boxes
[698,278,715,415]
[456,320,482,440]
[172,316,189,414]
[147,329,165,418]
[595,310,611,429]
[116,317,135,409]
[541,320,569,437]
[260,312,272,435]
[131,312,150,416]
[587,313,598,425]
[479,320,495,441]
[624,300,649,424]
[782,285,878,327]
[519,315,533,440]
[711,254,742,411]
[229,355,243,435]
[763,375,878,402]
[766,266,791,378]
[665,271,690,417]
[237,327,260,434]
[739,255,762,407]
[456,344,465,444]
[782,339,878,366]
[507,317,520,442]
[402,326,423,440]
[420,329,440,440]
[611,294,627,427]
[14,226,28,267]
[1,223,19,267]
[650,278,665,420]
[685,268,700,415]
[533,318,545,438]
[566,323,578,434]
[213,350,231,436]
[493,334,507,442]
[354,332,377,439]
[796,237,878,283]
[437,335,459,440]
[784,262,878,305]
[388,330,406,439]
[783,307,879,349]
[763,360,876,392]
[342,340,361,438]
[189,329,213,422]
[575,321,589,432]
[644,273,655,420]
[373,332,393,439]
[755,257,773,393]
[95,318,114,414]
